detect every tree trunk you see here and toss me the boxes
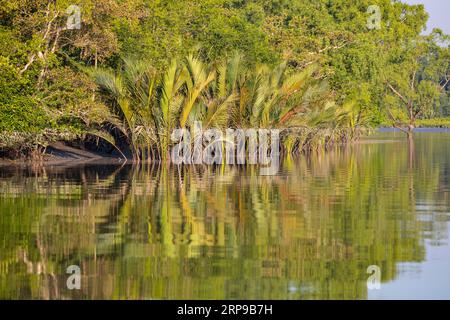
[406,124,414,139]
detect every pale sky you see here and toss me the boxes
[403,0,450,34]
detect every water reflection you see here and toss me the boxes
[0,133,449,299]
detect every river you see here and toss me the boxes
[1,131,449,299]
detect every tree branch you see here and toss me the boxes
[440,76,450,91]
[19,54,36,74]
[387,82,409,106]
[19,4,59,75]
[410,70,416,91]
[386,105,408,134]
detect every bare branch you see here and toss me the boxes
[440,76,449,91]
[387,82,409,106]
[306,41,350,56]
[19,54,36,74]
[19,5,60,75]
[410,70,416,91]
[386,105,408,134]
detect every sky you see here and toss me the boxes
[403,0,450,34]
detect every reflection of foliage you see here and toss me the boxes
[0,134,449,299]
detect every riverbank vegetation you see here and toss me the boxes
[0,0,449,160]
[416,118,450,128]
[90,54,364,161]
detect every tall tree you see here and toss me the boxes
[384,30,450,137]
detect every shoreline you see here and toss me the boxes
[1,127,449,166]
[379,127,450,133]
[0,142,124,167]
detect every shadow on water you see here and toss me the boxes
[0,132,449,299]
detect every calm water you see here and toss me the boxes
[0,132,449,300]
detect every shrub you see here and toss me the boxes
[0,57,51,133]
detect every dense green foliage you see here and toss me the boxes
[416,118,450,128]
[0,57,48,133]
[0,0,449,157]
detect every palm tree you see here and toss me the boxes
[154,59,185,161]
[92,59,158,161]
[90,52,364,161]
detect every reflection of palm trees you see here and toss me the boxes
[96,146,440,298]
[1,135,449,299]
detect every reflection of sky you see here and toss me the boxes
[369,223,450,300]
[403,0,450,34]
